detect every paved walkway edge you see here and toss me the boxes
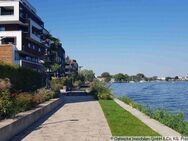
[114,98,181,137]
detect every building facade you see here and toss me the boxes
[65,56,79,75]
[45,41,66,77]
[0,0,65,73]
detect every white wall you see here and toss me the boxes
[0,31,22,51]
[0,1,20,24]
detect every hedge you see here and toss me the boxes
[0,62,45,92]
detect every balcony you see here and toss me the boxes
[19,16,29,25]
[0,1,20,24]
[0,6,14,16]
[19,59,44,72]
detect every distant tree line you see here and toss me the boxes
[100,72,185,83]
[101,72,150,83]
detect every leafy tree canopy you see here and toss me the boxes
[113,73,126,82]
[79,69,95,82]
[101,72,111,82]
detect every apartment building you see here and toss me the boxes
[65,57,79,75]
[45,42,66,77]
[0,0,65,73]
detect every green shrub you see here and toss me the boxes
[0,89,15,119]
[0,62,45,92]
[37,88,55,101]
[15,92,42,113]
[64,77,73,89]
[184,122,188,135]
[30,95,42,107]
[15,92,33,112]
[73,80,82,88]
[15,89,56,114]
[0,78,56,120]
[152,109,185,134]
[120,96,143,109]
[50,78,65,91]
[0,78,11,90]
[90,80,113,100]
[97,92,112,100]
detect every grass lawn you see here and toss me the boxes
[99,100,160,136]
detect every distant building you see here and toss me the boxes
[179,76,188,81]
[57,46,66,76]
[45,43,65,76]
[157,77,166,81]
[65,56,78,75]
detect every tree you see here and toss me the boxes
[152,76,158,81]
[124,74,129,82]
[44,33,63,78]
[101,72,111,82]
[136,73,145,79]
[128,75,138,82]
[79,69,95,82]
[51,63,61,73]
[174,76,179,80]
[113,73,126,82]
[165,77,172,81]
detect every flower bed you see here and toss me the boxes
[0,79,57,120]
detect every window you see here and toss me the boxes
[26,56,31,61]
[0,6,14,16]
[0,26,5,31]
[1,37,16,45]
[32,26,41,38]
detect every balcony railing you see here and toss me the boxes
[22,59,42,65]
[5,0,36,13]
[0,12,14,16]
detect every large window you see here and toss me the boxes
[1,37,16,45]
[0,26,5,31]
[0,6,14,16]
[32,26,42,38]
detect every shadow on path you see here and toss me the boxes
[11,95,96,141]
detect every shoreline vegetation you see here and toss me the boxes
[119,96,188,136]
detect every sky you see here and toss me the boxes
[30,0,188,77]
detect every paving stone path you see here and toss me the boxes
[13,96,112,141]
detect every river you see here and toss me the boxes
[111,81,188,120]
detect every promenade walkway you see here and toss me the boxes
[13,96,112,141]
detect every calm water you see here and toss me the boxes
[111,81,188,120]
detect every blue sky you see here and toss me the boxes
[30,0,188,77]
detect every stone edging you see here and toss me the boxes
[114,98,181,137]
[0,97,63,141]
